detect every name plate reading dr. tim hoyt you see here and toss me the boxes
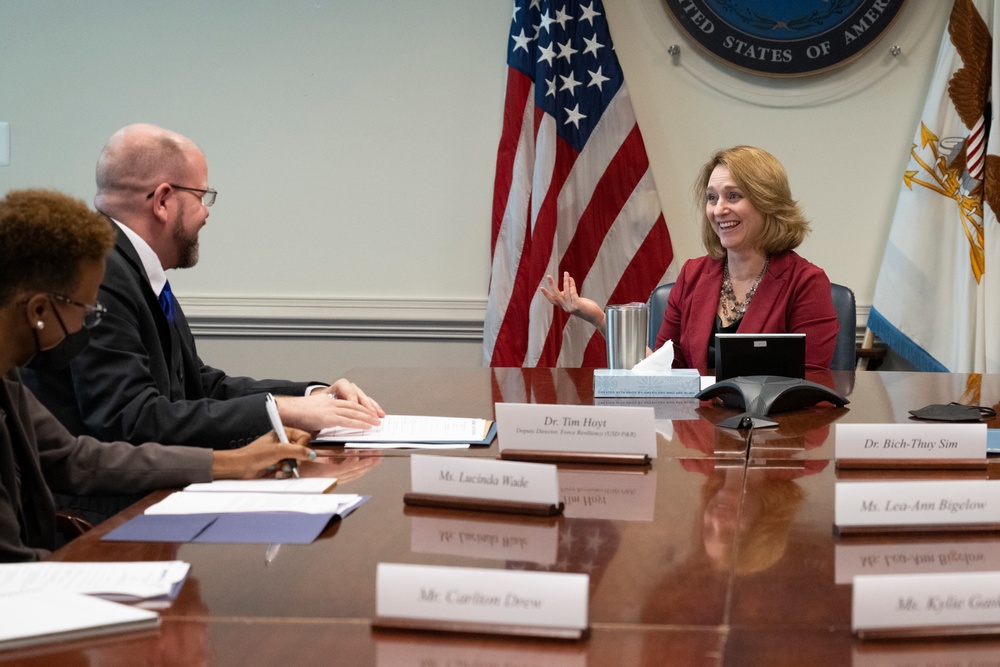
[836,480,1000,532]
[495,403,656,457]
[375,563,588,639]
[836,423,986,462]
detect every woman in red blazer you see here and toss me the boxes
[541,145,838,373]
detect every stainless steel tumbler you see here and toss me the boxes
[605,302,648,369]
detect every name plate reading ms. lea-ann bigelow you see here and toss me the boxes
[835,423,987,470]
[835,480,1000,534]
[373,563,589,639]
[405,455,562,516]
[494,402,656,465]
[852,571,1000,639]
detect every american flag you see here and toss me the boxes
[484,0,674,368]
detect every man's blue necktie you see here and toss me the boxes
[159,280,178,325]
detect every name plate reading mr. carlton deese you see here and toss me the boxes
[375,563,588,639]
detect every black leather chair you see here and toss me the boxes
[828,283,856,371]
[646,281,857,371]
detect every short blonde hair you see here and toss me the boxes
[0,189,115,306]
[695,146,810,259]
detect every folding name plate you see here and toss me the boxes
[835,480,1000,535]
[853,572,1000,640]
[495,403,655,466]
[403,455,563,517]
[834,423,987,470]
[373,564,589,640]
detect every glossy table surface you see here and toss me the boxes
[10,368,1000,666]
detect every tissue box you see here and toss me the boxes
[593,369,701,397]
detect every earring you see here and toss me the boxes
[35,321,44,330]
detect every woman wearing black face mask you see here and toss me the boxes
[0,189,316,561]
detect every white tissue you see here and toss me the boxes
[630,340,674,372]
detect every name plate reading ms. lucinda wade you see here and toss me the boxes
[409,455,559,506]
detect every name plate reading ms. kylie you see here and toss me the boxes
[853,572,1000,639]
[835,481,1000,533]
[374,563,589,639]
[495,403,655,464]
[836,423,986,469]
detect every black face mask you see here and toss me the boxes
[26,302,91,373]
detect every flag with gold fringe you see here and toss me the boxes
[869,0,1000,372]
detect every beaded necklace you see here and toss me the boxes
[720,255,769,326]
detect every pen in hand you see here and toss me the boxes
[265,393,299,478]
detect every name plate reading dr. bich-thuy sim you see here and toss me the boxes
[835,423,986,470]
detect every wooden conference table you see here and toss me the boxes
[8,368,1000,666]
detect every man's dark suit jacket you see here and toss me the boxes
[23,227,316,450]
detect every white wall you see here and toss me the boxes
[0,1,951,377]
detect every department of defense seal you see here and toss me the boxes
[664,0,908,77]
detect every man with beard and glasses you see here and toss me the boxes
[21,124,383,522]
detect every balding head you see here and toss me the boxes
[94,124,204,218]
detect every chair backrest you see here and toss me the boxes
[829,282,856,371]
[647,282,673,349]
[646,281,857,370]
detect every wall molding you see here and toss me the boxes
[183,295,872,344]
[182,295,487,340]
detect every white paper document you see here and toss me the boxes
[0,590,160,650]
[345,442,470,450]
[315,415,493,444]
[145,492,364,516]
[183,478,337,493]
[0,560,189,602]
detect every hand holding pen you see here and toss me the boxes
[265,393,300,478]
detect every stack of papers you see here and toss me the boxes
[183,478,338,493]
[104,480,367,545]
[314,415,496,447]
[0,561,190,603]
[0,590,160,650]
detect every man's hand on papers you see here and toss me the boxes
[327,378,385,418]
[211,427,315,480]
[279,380,384,432]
